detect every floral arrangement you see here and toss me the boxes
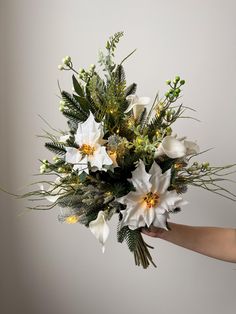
[24,32,235,268]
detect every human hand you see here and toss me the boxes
[141,225,167,238]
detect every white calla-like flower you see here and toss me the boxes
[117,160,187,230]
[155,136,187,159]
[89,211,110,253]
[155,136,199,159]
[65,112,113,174]
[124,95,150,119]
[40,177,67,203]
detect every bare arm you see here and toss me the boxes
[142,223,236,263]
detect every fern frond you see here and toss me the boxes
[125,83,137,97]
[115,64,126,83]
[45,142,66,155]
[117,225,156,269]
[61,91,88,120]
[62,109,82,123]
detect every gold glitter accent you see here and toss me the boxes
[65,215,79,224]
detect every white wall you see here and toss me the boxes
[1,1,236,313]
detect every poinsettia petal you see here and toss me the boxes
[73,156,89,174]
[159,190,186,212]
[120,203,146,230]
[129,160,151,193]
[116,190,144,206]
[65,147,82,164]
[89,146,113,171]
[149,161,162,192]
[75,112,103,145]
[152,211,169,230]
[100,146,113,166]
[158,169,171,194]
[144,207,155,227]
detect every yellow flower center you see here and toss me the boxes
[79,144,95,155]
[174,162,184,170]
[65,215,79,224]
[143,192,160,209]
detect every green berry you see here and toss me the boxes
[62,56,71,66]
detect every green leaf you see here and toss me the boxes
[72,75,84,97]
[73,95,91,114]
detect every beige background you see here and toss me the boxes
[1,0,236,313]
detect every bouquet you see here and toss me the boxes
[22,32,236,268]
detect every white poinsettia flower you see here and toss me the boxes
[40,177,67,203]
[89,211,110,253]
[117,160,187,230]
[65,112,113,174]
[124,95,150,119]
[155,136,200,159]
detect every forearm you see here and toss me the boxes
[159,223,236,263]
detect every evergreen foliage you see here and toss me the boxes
[117,225,156,268]
[125,83,137,97]
[45,142,66,155]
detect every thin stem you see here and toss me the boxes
[120,49,137,65]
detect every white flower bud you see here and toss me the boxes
[40,164,46,174]
[58,65,64,70]
[62,56,71,65]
